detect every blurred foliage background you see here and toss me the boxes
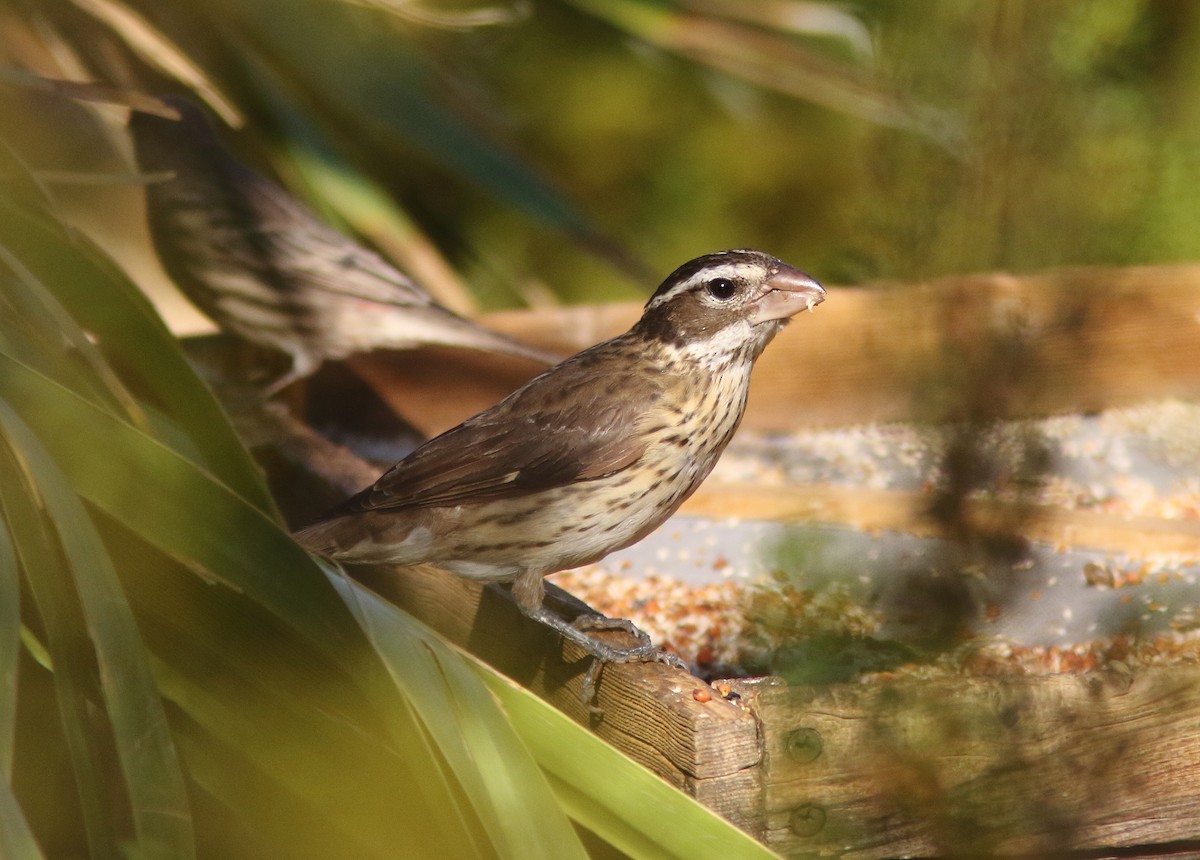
[2,0,1199,857]
[5,0,1200,308]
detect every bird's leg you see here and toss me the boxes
[511,571,685,709]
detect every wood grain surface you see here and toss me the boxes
[726,667,1200,857]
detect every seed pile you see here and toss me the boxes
[556,401,1200,681]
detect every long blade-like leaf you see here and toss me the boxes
[0,198,279,519]
[102,518,474,859]
[0,230,149,431]
[203,0,600,239]
[0,777,45,860]
[334,574,589,860]
[339,579,779,860]
[146,648,432,859]
[0,347,774,858]
[69,0,242,124]
[0,501,18,778]
[478,663,782,860]
[0,399,194,858]
[0,349,499,855]
[0,352,353,661]
[0,422,119,856]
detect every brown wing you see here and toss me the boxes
[338,344,658,514]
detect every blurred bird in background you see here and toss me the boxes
[129,96,556,395]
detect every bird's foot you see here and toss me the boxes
[570,613,688,711]
[523,607,686,712]
[573,611,687,663]
[571,614,653,649]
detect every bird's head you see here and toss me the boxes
[634,249,825,367]
[129,95,235,178]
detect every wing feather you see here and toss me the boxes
[339,348,658,514]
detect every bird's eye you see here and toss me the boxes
[705,278,737,300]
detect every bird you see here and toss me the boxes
[128,96,556,394]
[294,249,825,687]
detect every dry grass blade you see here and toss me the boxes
[682,0,873,55]
[67,0,241,124]
[0,67,176,116]
[341,0,530,29]
[0,509,17,779]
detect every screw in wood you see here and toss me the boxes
[790,804,827,837]
[786,727,823,763]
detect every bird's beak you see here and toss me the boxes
[749,266,826,325]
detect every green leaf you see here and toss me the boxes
[208,0,599,238]
[0,777,45,860]
[0,347,775,858]
[0,198,279,519]
[0,420,119,856]
[335,576,589,860]
[0,225,148,431]
[0,351,590,857]
[478,668,783,860]
[0,349,353,654]
[0,353,498,854]
[109,526,475,859]
[0,498,19,777]
[0,398,194,859]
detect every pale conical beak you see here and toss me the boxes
[748,266,826,324]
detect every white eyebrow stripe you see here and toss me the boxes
[644,261,766,311]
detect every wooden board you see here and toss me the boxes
[682,481,1200,557]
[353,263,1200,437]
[725,667,1200,858]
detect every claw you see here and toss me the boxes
[581,659,605,715]
[577,646,691,712]
[580,652,686,710]
[521,605,689,712]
